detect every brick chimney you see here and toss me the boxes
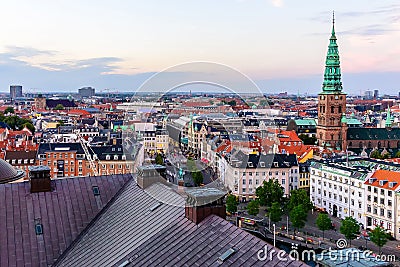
[29,166,51,193]
[185,188,226,224]
[136,165,167,189]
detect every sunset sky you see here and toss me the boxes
[0,0,399,94]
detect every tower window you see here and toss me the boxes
[331,134,334,140]
[338,106,342,114]
[331,106,335,113]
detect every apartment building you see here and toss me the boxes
[364,170,400,239]
[219,151,298,201]
[310,160,369,226]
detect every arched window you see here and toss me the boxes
[338,106,342,114]
[331,134,334,140]
[331,106,335,113]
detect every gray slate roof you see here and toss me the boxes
[55,180,307,267]
[0,174,132,267]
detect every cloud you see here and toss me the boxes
[269,0,283,8]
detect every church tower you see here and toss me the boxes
[317,12,347,150]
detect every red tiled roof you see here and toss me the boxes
[366,169,400,190]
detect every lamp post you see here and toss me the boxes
[287,215,289,235]
[273,223,276,247]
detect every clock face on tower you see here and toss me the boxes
[335,95,339,100]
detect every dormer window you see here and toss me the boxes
[260,162,265,167]
[247,162,253,167]
[379,180,388,186]
[106,155,110,160]
[389,182,397,188]
[114,155,118,160]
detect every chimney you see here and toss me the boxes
[185,188,226,224]
[136,165,167,189]
[29,166,51,193]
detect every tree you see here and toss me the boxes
[369,226,388,255]
[54,104,65,110]
[187,158,196,171]
[290,204,308,235]
[340,217,360,246]
[316,213,332,240]
[226,194,238,214]
[287,189,313,213]
[269,202,283,223]
[255,179,284,207]
[4,107,14,114]
[395,151,400,158]
[155,153,164,165]
[23,122,35,134]
[247,200,260,216]
[370,150,381,159]
[227,100,237,106]
[191,171,203,186]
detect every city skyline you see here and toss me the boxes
[0,0,399,94]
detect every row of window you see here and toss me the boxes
[367,205,393,219]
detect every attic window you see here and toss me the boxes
[274,162,279,167]
[35,223,43,235]
[389,182,397,188]
[379,180,388,186]
[92,186,100,196]
[260,162,265,167]
[218,248,237,263]
[248,162,253,167]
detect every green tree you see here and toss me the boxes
[4,107,15,114]
[255,179,284,207]
[370,150,381,159]
[316,213,332,240]
[340,217,360,246]
[54,104,65,110]
[226,194,238,214]
[22,122,35,134]
[287,189,313,213]
[247,200,260,216]
[290,204,308,235]
[269,202,283,223]
[155,153,164,165]
[369,226,388,255]
[187,158,196,171]
[227,100,237,106]
[191,171,203,186]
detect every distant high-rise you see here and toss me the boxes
[10,85,22,99]
[364,90,373,100]
[78,87,95,97]
[374,89,379,99]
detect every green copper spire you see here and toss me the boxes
[386,107,392,127]
[322,11,343,93]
